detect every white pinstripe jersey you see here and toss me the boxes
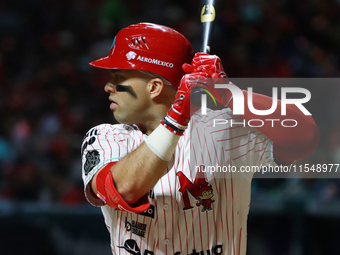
[81,108,277,255]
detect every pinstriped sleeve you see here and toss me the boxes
[81,123,145,206]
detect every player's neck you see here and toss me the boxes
[138,93,174,135]
[137,116,163,135]
[141,107,169,135]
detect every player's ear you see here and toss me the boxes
[147,78,164,100]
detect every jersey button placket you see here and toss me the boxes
[154,189,172,254]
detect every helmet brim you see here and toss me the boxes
[89,56,115,69]
[89,55,137,72]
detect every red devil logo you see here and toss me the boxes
[176,167,214,211]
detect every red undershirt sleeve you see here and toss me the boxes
[95,162,150,212]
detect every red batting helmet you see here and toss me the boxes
[89,23,194,90]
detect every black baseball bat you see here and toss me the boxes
[191,0,218,107]
[201,0,216,54]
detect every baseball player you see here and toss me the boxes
[81,23,319,255]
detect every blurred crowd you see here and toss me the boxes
[0,0,340,205]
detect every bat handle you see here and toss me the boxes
[201,19,213,53]
[191,0,217,107]
[200,0,215,53]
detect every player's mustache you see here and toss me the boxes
[116,85,137,98]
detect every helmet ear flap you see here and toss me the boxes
[89,23,194,90]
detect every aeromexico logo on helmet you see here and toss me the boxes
[126,51,174,68]
[126,51,137,60]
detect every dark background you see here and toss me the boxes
[1,0,340,254]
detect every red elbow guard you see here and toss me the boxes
[95,163,150,213]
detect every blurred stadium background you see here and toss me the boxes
[0,0,340,254]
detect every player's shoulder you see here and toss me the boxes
[83,123,144,140]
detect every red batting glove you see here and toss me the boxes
[183,53,233,107]
[161,72,210,135]
[183,52,227,78]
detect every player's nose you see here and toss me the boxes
[104,82,116,94]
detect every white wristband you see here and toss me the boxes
[145,124,180,161]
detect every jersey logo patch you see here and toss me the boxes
[117,239,141,255]
[176,167,215,212]
[117,239,154,255]
[84,150,100,175]
[125,217,147,238]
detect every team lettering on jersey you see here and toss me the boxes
[81,127,100,155]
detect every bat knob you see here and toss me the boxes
[190,87,221,109]
[191,87,205,106]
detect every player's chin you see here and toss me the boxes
[112,111,122,123]
[113,113,134,125]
